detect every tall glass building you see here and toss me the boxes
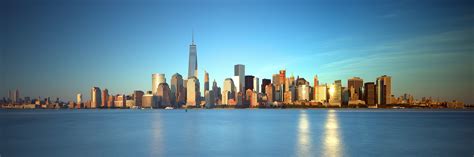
[188,33,198,79]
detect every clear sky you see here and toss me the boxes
[1,0,473,104]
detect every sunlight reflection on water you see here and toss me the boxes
[322,109,343,157]
[151,113,164,156]
[296,110,312,157]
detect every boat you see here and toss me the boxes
[164,107,174,110]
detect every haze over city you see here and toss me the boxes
[1,0,473,104]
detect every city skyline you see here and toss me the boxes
[2,0,473,104]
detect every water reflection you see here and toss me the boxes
[151,112,164,156]
[322,109,343,157]
[296,110,312,157]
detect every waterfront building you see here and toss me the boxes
[245,89,259,107]
[297,84,310,101]
[222,78,235,105]
[101,89,109,108]
[125,99,135,108]
[107,95,115,108]
[133,90,144,107]
[329,80,342,107]
[171,73,185,107]
[376,75,392,105]
[152,73,166,95]
[186,77,200,107]
[114,94,126,108]
[142,91,157,108]
[205,90,215,108]
[90,87,101,108]
[348,77,364,101]
[157,83,171,107]
[364,82,376,106]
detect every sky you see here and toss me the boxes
[1,0,473,104]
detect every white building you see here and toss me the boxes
[152,73,166,96]
[234,64,245,93]
[222,78,235,105]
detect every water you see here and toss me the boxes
[1,109,473,157]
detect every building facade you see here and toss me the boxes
[152,73,166,96]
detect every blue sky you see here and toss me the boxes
[1,0,473,103]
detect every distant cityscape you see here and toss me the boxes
[1,35,468,109]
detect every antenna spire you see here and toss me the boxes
[192,30,195,45]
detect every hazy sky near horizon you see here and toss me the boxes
[1,0,473,103]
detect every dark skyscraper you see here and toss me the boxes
[364,82,376,106]
[261,79,271,94]
[245,75,255,91]
[188,32,198,79]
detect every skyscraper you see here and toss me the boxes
[186,76,200,107]
[279,70,286,87]
[157,83,171,107]
[313,75,319,101]
[316,84,328,103]
[8,89,19,103]
[297,85,310,101]
[265,84,275,103]
[171,73,184,107]
[76,93,82,104]
[253,77,260,93]
[245,75,255,91]
[261,79,271,94]
[272,74,280,86]
[133,90,144,107]
[222,78,235,105]
[329,80,342,107]
[364,82,376,106]
[212,80,221,104]
[234,64,245,93]
[14,89,19,103]
[90,87,101,108]
[188,32,198,79]
[204,71,209,93]
[101,89,109,108]
[152,73,166,95]
[348,77,364,101]
[376,75,392,105]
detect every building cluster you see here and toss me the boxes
[1,35,467,109]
